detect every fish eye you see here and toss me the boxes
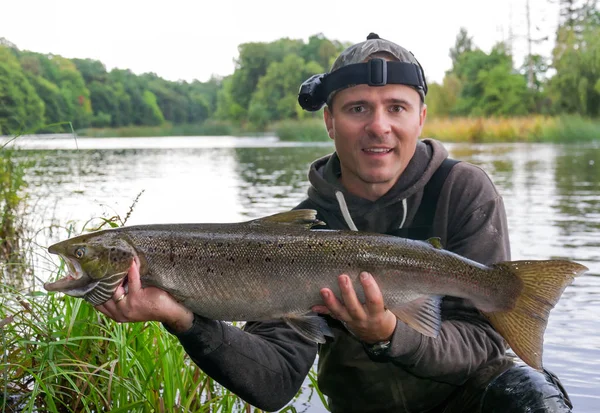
[74,247,85,259]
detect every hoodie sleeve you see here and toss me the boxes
[165,316,318,411]
[378,163,510,383]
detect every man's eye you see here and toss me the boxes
[390,105,404,113]
[351,106,365,113]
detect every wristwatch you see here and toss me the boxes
[363,339,391,357]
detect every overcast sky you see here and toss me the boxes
[3,0,559,85]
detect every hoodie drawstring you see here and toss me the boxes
[335,191,358,231]
[335,190,408,232]
[399,198,408,229]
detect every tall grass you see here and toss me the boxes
[0,170,327,413]
[2,282,305,412]
[0,147,30,283]
[1,232,327,412]
[423,115,600,143]
[537,115,600,143]
[78,120,240,138]
[273,119,329,142]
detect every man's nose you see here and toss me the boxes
[365,107,391,137]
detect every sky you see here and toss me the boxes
[3,0,560,85]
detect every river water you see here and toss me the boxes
[6,135,600,412]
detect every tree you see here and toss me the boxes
[451,43,532,116]
[230,38,305,113]
[248,55,323,128]
[300,33,347,71]
[43,55,93,128]
[424,74,462,118]
[25,74,68,127]
[449,27,474,68]
[0,47,45,134]
[214,76,246,121]
[72,58,109,83]
[549,3,600,116]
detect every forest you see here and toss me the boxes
[1,0,599,137]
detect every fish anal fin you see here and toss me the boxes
[426,237,444,249]
[283,314,333,344]
[389,295,443,338]
[251,210,325,228]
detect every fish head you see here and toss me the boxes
[44,230,136,306]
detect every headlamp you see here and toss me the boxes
[297,58,428,112]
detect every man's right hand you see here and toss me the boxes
[94,259,194,334]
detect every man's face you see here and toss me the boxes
[324,83,427,201]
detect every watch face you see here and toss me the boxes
[365,340,391,356]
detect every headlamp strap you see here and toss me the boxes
[322,58,427,97]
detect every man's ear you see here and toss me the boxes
[324,107,334,140]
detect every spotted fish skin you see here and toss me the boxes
[44,210,588,370]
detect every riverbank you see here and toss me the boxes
[75,115,600,143]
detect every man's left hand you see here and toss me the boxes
[311,272,397,344]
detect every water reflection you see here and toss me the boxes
[233,146,334,217]
[8,137,600,412]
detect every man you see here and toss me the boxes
[96,33,573,412]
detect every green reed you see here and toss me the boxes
[1,130,328,412]
[78,120,239,138]
[1,271,326,412]
[1,214,328,412]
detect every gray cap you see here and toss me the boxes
[330,33,421,72]
[327,33,426,101]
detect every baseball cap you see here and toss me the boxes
[329,33,426,101]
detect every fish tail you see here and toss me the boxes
[483,260,588,370]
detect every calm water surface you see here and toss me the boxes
[9,135,600,412]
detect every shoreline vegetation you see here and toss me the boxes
[72,115,600,143]
[0,176,324,412]
[2,7,600,143]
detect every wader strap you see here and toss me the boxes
[296,157,460,241]
[388,158,460,240]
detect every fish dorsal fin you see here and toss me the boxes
[250,210,325,228]
[426,237,444,249]
[388,295,443,338]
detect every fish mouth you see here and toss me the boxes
[44,255,99,297]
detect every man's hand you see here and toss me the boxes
[95,259,194,334]
[311,272,397,344]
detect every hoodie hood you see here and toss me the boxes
[307,138,449,233]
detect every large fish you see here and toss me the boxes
[44,210,587,370]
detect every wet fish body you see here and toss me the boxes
[44,210,588,370]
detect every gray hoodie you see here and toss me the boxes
[169,138,510,412]
[300,139,510,412]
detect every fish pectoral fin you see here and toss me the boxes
[251,210,325,228]
[389,295,443,338]
[283,314,333,344]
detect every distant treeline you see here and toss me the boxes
[0,0,599,136]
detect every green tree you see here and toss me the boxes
[449,27,474,68]
[142,90,165,125]
[230,38,304,113]
[43,55,93,128]
[549,6,600,116]
[72,58,109,83]
[108,69,164,126]
[0,46,45,134]
[300,33,347,71]
[425,74,462,118]
[451,43,531,116]
[25,74,68,127]
[248,55,323,128]
[214,76,246,121]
